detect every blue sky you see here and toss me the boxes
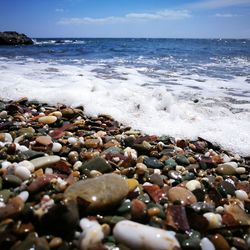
[0,0,250,38]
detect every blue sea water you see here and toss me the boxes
[0,38,250,155]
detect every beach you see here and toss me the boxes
[0,97,249,249]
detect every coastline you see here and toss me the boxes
[0,98,249,249]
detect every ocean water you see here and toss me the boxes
[0,38,250,155]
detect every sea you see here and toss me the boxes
[0,38,250,155]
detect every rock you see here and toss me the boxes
[149,173,164,187]
[79,218,104,250]
[64,174,129,211]
[0,31,33,45]
[143,157,164,169]
[218,180,235,197]
[127,178,139,192]
[113,220,180,250]
[210,234,230,250]
[164,158,177,168]
[36,136,52,146]
[216,164,237,175]
[30,155,60,170]
[81,157,113,173]
[203,213,222,229]
[52,142,62,153]
[175,155,190,166]
[38,116,57,124]
[186,180,201,191]
[14,166,31,180]
[235,189,248,200]
[167,187,197,205]
[200,237,215,250]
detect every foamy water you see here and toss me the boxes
[0,55,250,156]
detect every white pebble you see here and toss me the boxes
[0,201,6,208]
[4,133,13,143]
[186,180,201,191]
[215,206,224,213]
[14,135,25,144]
[45,168,53,174]
[218,162,238,169]
[113,220,180,250]
[18,160,35,172]
[124,147,137,160]
[200,237,215,250]
[18,191,29,202]
[14,166,31,180]
[17,145,29,152]
[68,137,77,145]
[30,155,60,169]
[1,161,12,170]
[235,190,248,201]
[154,169,161,174]
[52,142,62,153]
[203,213,222,229]
[236,167,246,174]
[73,161,82,170]
[80,218,104,250]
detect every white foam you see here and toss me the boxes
[0,59,250,156]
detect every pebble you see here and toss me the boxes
[215,165,237,175]
[81,156,113,173]
[236,167,246,174]
[38,115,57,124]
[79,218,104,250]
[14,166,31,180]
[68,137,78,145]
[186,180,201,191]
[36,135,52,146]
[203,212,222,228]
[168,186,197,205]
[52,142,62,153]
[235,189,248,200]
[113,220,180,250]
[18,160,35,172]
[210,234,230,250]
[127,178,139,192]
[18,191,29,202]
[143,157,164,169]
[30,155,61,169]
[200,237,215,250]
[175,155,190,166]
[64,174,129,211]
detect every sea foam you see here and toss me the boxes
[0,58,250,156]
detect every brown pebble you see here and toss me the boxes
[49,237,63,248]
[210,234,230,250]
[131,199,147,221]
[147,207,160,217]
[167,187,197,205]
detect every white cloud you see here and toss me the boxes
[58,9,191,25]
[215,13,242,17]
[189,0,250,10]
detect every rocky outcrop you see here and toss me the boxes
[0,31,33,45]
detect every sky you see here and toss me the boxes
[0,0,250,38]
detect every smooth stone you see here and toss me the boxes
[203,213,222,228]
[164,158,177,168]
[118,200,132,214]
[218,180,235,197]
[79,218,104,250]
[186,180,201,191]
[218,162,238,169]
[14,166,31,180]
[210,234,230,250]
[216,165,237,175]
[38,116,57,124]
[30,155,60,170]
[84,138,101,148]
[17,127,35,137]
[3,174,22,187]
[19,150,45,160]
[127,178,139,192]
[168,170,182,180]
[0,189,13,203]
[143,157,164,169]
[149,173,164,187]
[175,155,190,166]
[81,157,113,173]
[224,204,250,225]
[182,238,200,249]
[52,142,62,153]
[191,202,215,213]
[36,136,52,146]
[182,172,196,181]
[113,220,180,250]
[235,190,248,200]
[168,187,197,205]
[64,174,129,211]
[18,160,35,172]
[200,237,215,250]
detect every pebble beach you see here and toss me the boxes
[0,97,249,250]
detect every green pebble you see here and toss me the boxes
[117,200,131,214]
[164,158,177,167]
[0,189,13,203]
[3,174,22,187]
[182,172,195,181]
[138,193,150,203]
[175,155,190,166]
[81,157,113,173]
[182,238,201,249]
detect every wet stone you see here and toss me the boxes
[64,173,129,211]
[164,158,177,168]
[149,173,164,187]
[191,202,215,213]
[81,156,113,173]
[3,175,22,187]
[218,180,235,197]
[167,186,197,205]
[30,155,61,170]
[168,170,182,180]
[175,155,190,166]
[143,157,164,169]
[216,165,237,175]
[0,189,13,203]
[19,150,45,160]
[210,234,230,250]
